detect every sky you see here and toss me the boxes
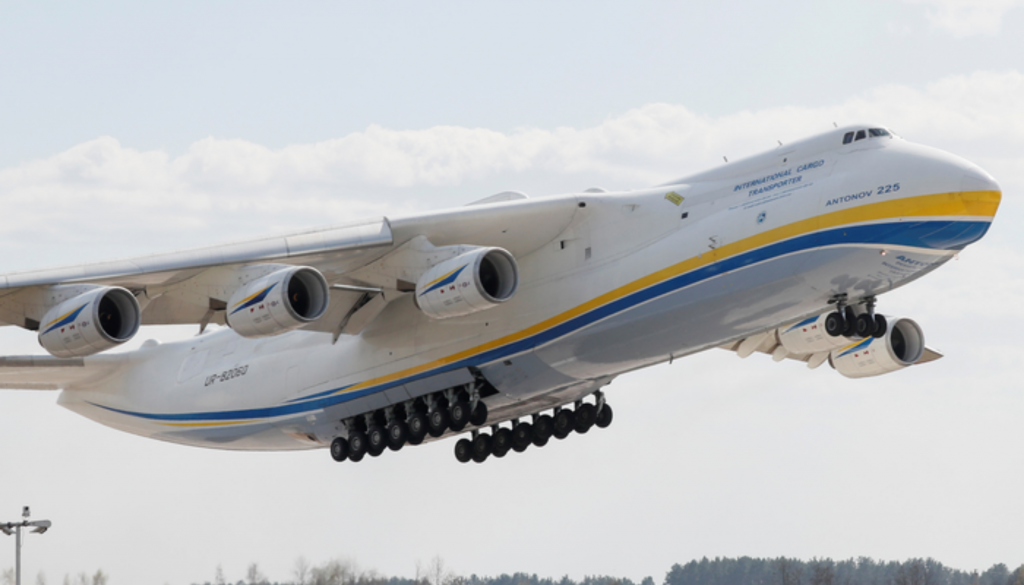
[1,1,1023,584]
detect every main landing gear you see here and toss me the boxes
[824,295,887,339]
[329,384,488,464]
[454,392,614,464]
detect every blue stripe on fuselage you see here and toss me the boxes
[89,218,991,423]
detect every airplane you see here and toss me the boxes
[0,124,1001,464]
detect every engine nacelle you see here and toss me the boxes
[38,287,141,358]
[415,247,518,320]
[225,266,329,338]
[778,313,852,354]
[830,317,925,379]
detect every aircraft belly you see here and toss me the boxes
[533,243,953,380]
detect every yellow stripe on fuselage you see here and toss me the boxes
[163,190,1000,427]
[326,190,999,396]
[161,420,257,428]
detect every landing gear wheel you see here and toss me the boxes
[872,314,888,338]
[386,421,408,451]
[596,404,614,428]
[854,313,877,338]
[348,431,368,462]
[427,409,449,438]
[366,425,387,457]
[533,414,554,446]
[330,437,349,462]
[574,403,597,434]
[407,412,428,444]
[492,428,512,457]
[472,434,492,463]
[512,422,533,452]
[553,410,575,439]
[454,438,473,463]
[449,400,471,432]
[470,402,489,426]
[824,312,845,337]
[842,306,858,337]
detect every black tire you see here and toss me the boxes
[472,434,492,463]
[427,409,449,438]
[512,422,533,452]
[854,313,876,338]
[492,428,512,457]
[575,403,597,434]
[596,404,613,428]
[470,401,489,426]
[824,311,845,337]
[407,412,428,443]
[330,437,349,462]
[387,420,408,451]
[533,435,549,447]
[454,438,473,463]
[366,425,387,457]
[842,306,857,337]
[348,431,368,461]
[553,409,575,439]
[533,414,554,442]
[449,400,471,432]
[872,314,888,338]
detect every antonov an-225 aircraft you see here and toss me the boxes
[0,125,1002,464]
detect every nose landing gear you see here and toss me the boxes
[825,295,888,339]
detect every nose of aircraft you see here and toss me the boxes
[960,164,1002,219]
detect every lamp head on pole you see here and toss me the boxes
[28,521,51,534]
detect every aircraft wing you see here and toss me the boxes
[721,331,944,368]
[0,195,580,337]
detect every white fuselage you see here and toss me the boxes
[56,127,1002,451]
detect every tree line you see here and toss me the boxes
[189,556,1024,585]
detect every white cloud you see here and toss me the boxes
[907,0,1024,37]
[2,71,1023,274]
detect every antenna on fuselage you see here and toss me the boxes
[723,155,728,163]
[833,121,838,128]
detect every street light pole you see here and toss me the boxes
[1,507,52,585]
[15,523,21,585]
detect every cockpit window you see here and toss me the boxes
[842,127,894,146]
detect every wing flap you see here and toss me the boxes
[0,355,126,390]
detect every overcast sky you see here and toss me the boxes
[1,2,1023,584]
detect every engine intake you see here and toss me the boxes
[416,248,519,320]
[38,286,141,358]
[830,317,925,378]
[226,266,330,338]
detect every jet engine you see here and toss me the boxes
[415,247,519,320]
[830,317,925,379]
[225,266,330,338]
[38,286,141,358]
